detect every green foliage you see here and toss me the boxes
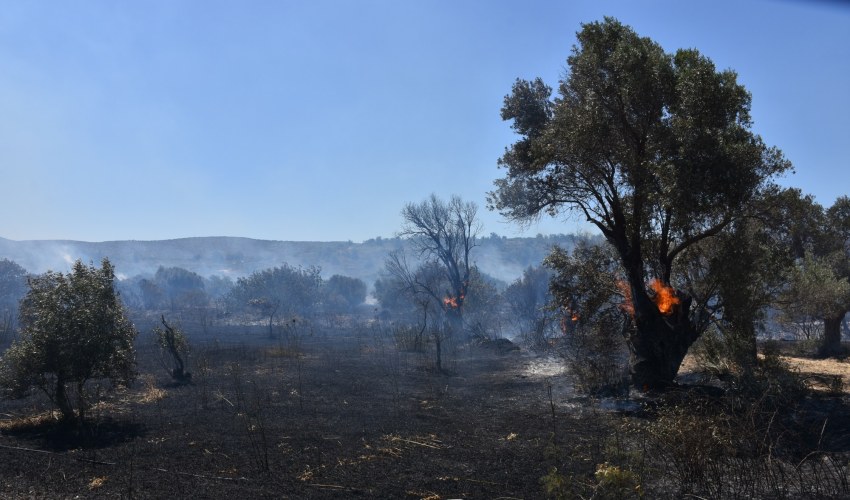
[490,17,790,387]
[0,258,28,312]
[677,215,791,376]
[0,258,28,341]
[324,274,367,312]
[771,191,850,354]
[545,241,629,395]
[780,252,850,337]
[1,259,137,422]
[154,266,208,310]
[228,264,323,334]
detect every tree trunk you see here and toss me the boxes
[434,333,442,372]
[76,381,87,424]
[820,313,846,358]
[627,293,698,390]
[54,378,76,422]
[446,307,463,336]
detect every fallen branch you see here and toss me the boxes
[389,436,443,449]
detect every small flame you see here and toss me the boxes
[560,307,580,334]
[650,279,679,316]
[443,293,463,309]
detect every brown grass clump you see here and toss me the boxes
[137,374,167,403]
[0,410,60,431]
[88,476,108,490]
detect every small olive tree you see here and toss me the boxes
[1,259,137,423]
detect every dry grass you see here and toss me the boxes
[679,352,850,393]
[780,355,850,392]
[88,476,108,490]
[0,410,60,431]
[137,374,167,403]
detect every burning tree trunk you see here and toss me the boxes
[626,280,699,390]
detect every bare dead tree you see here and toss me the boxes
[398,194,481,329]
[154,315,192,383]
[386,195,481,371]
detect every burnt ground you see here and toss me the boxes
[0,330,590,499]
[3,329,850,499]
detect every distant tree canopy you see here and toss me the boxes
[228,264,323,336]
[1,259,137,423]
[154,266,207,310]
[0,258,28,308]
[775,191,850,355]
[0,259,28,332]
[325,274,367,312]
[504,265,557,348]
[489,17,790,389]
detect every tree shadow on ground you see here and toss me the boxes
[2,416,145,451]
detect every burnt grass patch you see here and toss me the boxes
[2,329,850,498]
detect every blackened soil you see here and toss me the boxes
[0,335,592,499]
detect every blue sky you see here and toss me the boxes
[1,0,848,242]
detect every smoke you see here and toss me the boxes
[0,234,588,286]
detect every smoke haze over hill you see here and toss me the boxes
[0,234,589,286]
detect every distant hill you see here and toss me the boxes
[0,234,593,286]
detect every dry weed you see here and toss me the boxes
[88,476,108,490]
[137,374,167,403]
[0,410,60,431]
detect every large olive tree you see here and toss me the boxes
[489,18,790,389]
[1,259,137,423]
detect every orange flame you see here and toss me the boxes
[443,294,463,309]
[560,307,580,334]
[617,279,679,317]
[650,279,679,316]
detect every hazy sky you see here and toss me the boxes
[1,0,848,242]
